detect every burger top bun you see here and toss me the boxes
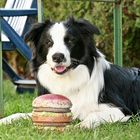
[32,94,72,109]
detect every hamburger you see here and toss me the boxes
[32,94,72,130]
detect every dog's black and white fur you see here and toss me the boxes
[4,17,139,128]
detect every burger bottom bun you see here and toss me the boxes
[33,122,70,127]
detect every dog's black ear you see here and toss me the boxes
[24,20,53,46]
[65,17,100,35]
[71,18,100,35]
[24,20,53,59]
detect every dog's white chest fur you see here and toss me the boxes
[38,58,107,120]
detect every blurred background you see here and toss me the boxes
[0,0,140,79]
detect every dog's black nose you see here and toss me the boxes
[52,53,65,63]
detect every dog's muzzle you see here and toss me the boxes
[51,57,81,75]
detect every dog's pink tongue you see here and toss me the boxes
[54,66,66,73]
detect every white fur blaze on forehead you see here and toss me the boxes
[49,22,66,42]
[46,22,71,68]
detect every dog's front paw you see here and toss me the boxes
[74,120,100,129]
[76,121,91,129]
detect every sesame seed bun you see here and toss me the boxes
[32,94,72,110]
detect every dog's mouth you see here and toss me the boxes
[51,65,70,74]
[51,58,81,75]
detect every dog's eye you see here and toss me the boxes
[46,40,53,47]
[64,37,75,45]
[68,40,73,44]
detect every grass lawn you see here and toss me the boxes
[0,80,139,140]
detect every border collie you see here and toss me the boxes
[2,17,139,128]
[24,17,140,128]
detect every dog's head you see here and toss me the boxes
[25,17,100,75]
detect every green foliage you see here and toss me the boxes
[122,0,140,67]
[0,0,5,7]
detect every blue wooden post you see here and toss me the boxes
[0,17,4,118]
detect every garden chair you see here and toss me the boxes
[0,0,38,94]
